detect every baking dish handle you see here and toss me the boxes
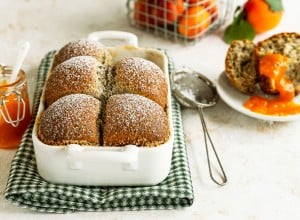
[87,30,138,47]
[66,144,139,171]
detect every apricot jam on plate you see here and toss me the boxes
[244,53,300,116]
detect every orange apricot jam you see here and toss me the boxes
[0,69,31,149]
[244,53,300,116]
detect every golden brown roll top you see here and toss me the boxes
[113,57,168,110]
[44,56,107,106]
[52,39,112,68]
[38,94,101,146]
[39,41,170,147]
[103,94,169,147]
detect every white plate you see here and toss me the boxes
[216,71,300,122]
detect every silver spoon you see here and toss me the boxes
[171,67,227,186]
[9,41,30,83]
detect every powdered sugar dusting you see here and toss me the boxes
[41,51,170,147]
[39,94,101,145]
[45,56,105,106]
[114,57,168,109]
[53,38,112,67]
[103,94,169,146]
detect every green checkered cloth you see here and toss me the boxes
[4,51,194,213]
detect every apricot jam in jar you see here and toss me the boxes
[0,65,31,149]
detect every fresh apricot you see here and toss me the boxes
[185,0,200,4]
[134,0,184,26]
[134,0,155,27]
[185,0,218,21]
[178,5,211,39]
[202,0,218,21]
[152,0,185,25]
[244,0,283,33]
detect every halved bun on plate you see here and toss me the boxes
[225,39,258,94]
[255,32,300,94]
[225,32,300,95]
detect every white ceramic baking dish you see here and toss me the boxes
[32,31,174,186]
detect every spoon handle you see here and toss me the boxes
[10,41,30,83]
[198,107,227,186]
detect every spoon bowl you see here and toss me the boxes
[171,69,219,109]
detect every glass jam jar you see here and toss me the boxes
[0,65,31,149]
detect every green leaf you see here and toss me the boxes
[223,9,256,44]
[264,0,284,12]
[231,6,244,25]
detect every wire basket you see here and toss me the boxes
[126,0,235,44]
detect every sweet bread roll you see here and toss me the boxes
[103,94,169,147]
[38,94,101,146]
[225,39,258,94]
[44,56,107,106]
[113,57,168,109]
[255,32,300,94]
[52,39,112,68]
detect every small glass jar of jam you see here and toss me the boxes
[0,65,31,149]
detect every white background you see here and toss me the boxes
[0,0,299,219]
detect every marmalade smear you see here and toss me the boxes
[244,53,300,116]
